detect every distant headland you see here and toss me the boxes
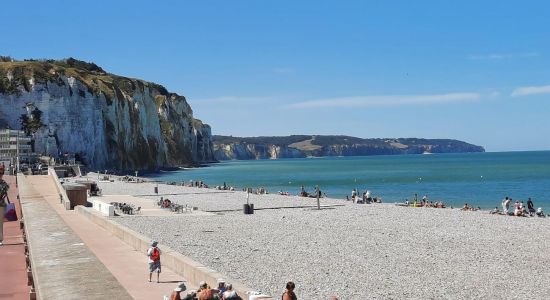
[213,135,485,160]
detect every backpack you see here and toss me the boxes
[150,247,160,261]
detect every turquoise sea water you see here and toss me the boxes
[145,151,550,209]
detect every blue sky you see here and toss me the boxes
[1,0,549,151]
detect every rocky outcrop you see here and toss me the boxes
[0,58,215,170]
[213,135,485,160]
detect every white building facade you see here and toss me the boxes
[0,129,33,166]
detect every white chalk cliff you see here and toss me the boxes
[0,58,215,170]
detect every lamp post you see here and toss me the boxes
[14,129,19,186]
[16,130,20,173]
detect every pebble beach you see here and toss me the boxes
[93,176,550,300]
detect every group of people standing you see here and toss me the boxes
[349,188,378,203]
[499,196,544,217]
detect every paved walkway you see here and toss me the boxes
[21,175,188,300]
[19,175,132,300]
[0,175,29,300]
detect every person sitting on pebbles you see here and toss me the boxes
[221,283,241,300]
[197,281,216,300]
[461,203,471,211]
[282,281,297,300]
[216,278,227,297]
[169,282,187,300]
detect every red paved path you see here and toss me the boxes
[0,175,30,300]
[23,175,187,300]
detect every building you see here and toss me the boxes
[0,129,34,166]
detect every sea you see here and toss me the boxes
[145,151,550,209]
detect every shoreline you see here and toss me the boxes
[89,171,547,213]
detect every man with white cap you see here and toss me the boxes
[147,240,161,282]
[216,278,227,296]
[169,282,187,300]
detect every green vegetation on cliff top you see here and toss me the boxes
[0,57,173,103]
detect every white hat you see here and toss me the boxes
[199,281,207,288]
[537,207,543,212]
[217,278,226,284]
[174,282,186,292]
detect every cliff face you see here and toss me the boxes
[215,143,304,160]
[0,58,215,170]
[213,135,485,160]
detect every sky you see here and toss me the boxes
[1,0,549,151]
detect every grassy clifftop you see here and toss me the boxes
[0,57,172,103]
[213,135,485,153]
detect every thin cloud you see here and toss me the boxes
[191,96,276,105]
[511,85,550,97]
[284,93,481,109]
[468,52,539,60]
[273,67,295,74]
[488,91,501,98]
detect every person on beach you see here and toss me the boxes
[0,165,11,246]
[197,281,207,293]
[490,207,500,214]
[197,283,216,300]
[536,207,545,217]
[169,282,187,300]
[502,197,511,215]
[282,281,297,300]
[514,201,526,216]
[527,198,535,216]
[147,240,161,282]
[221,283,240,299]
[365,190,372,203]
[216,278,226,296]
[351,189,357,203]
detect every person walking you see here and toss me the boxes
[282,281,297,300]
[147,240,161,282]
[0,164,11,246]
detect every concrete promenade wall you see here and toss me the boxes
[91,199,115,216]
[75,206,273,300]
[48,167,71,210]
